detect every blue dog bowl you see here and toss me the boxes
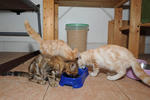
[59,67,89,88]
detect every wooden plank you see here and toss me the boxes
[140,23,150,27]
[121,20,128,48]
[43,0,55,40]
[57,0,118,1]
[108,20,128,47]
[139,36,145,55]
[55,1,118,8]
[128,0,142,58]
[120,23,150,31]
[114,0,128,8]
[0,51,40,75]
[113,8,123,46]
[54,4,58,40]
[107,20,114,44]
[119,25,129,31]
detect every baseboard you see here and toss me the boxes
[0,36,39,52]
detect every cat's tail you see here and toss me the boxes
[131,60,150,86]
[1,71,30,78]
[24,20,42,44]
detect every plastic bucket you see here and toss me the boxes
[66,23,89,52]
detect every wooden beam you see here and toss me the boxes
[54,4,58,40]
[119,25,129,31]
[120,23,150,31]
[128,0,142,58]
[55,1,118,8]
[113,8,123,46]
[140,23,150,27]
[43,0,55,40]
[114,0,128,8]
[56,0,118,1]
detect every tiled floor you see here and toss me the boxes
[0,52,150,100]
[0,52,28,64]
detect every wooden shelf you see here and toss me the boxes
[55,0,128,8]
[140,23,150,27]
[120,23,150,31]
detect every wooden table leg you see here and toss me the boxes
[128,0,142,58]
[43,0,55,40]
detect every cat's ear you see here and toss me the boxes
[73,48,79,58]
[77,54,81,60]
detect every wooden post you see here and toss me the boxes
[121,20,128,48]
[108,20,128,48]
[128,0,142,58]
[139,36,145,55]
[107,20,114,44]
[54,4,58,40]
[113,8,123,46]
[43,0,55,40]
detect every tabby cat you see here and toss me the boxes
[47,56,79,77]
[28,54,60,86]
[78,44,150,86]
[24,20,78,61]
[2,54,79,87]
[2,54,60,87]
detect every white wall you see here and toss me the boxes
[0,0,149,53]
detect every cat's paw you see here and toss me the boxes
[107,76,116,81]
[89,72,97,77]
[38,80,47,85]
[50,82,59,87]
[55,78,60,82]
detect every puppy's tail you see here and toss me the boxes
[24,20,42,44]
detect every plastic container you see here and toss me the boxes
[66,23,89,52]
[59,67,89,88]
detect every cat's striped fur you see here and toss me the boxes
[78,45,150,86]
[2,54,78,86]
[2,54,59,86]
[24,20,78,61]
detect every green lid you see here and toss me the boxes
[66,23,89,30]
